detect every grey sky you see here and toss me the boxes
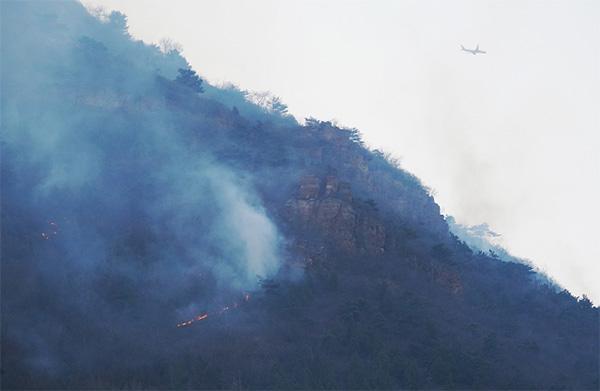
[81,0,600,302]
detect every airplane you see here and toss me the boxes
[461,44,486,55]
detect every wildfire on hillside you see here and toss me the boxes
[176,293,251,328]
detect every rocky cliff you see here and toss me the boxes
[285,175,385,256]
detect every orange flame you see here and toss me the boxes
[176,312,209,328]
[176,292,251,328]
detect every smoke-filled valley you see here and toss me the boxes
[1,1,598,389]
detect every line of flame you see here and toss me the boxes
[176,293,251,328]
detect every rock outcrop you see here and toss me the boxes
[284,175,385,256]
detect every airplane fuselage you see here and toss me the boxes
[461,45,486,55]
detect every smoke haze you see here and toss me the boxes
[1,0,284,378]
[80,0,600,303]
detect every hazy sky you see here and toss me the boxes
[80,0,599,302]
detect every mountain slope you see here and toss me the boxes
[1,1,598,389]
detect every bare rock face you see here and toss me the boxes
[285,175,385,256]
[324,175,338,196]
[297,175,320,200]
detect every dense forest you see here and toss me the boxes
[1,1,598,389]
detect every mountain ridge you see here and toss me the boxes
[1,1,597,389]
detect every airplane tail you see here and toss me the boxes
[460,45,465,50]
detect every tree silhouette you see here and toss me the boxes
[175,68,204,93]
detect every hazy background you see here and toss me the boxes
[80,0,599,303]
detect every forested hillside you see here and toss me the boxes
[1,1,597,389]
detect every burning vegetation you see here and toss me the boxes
[177,293,251,328]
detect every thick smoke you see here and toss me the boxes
[1,0,282,380]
